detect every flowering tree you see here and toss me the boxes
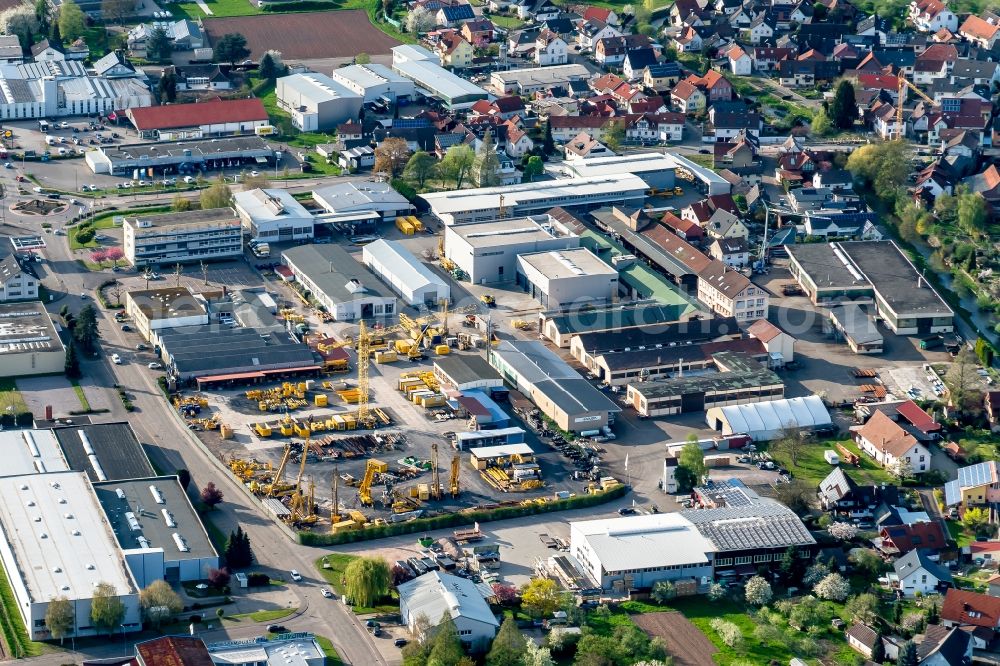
[828,521,858,540]
[707,582,725,601]
[803,563,830,587]
[492,582,518,604]
[745,576,772,606]
[813,573,851,601]
[90,249,108,266]
[105,247,124,267]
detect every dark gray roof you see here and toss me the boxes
[575,316,741,353]
[543,301,713,337]
[841,241,952,317]
[159,325,319,376]
[893,548,953,583]
[818,466,858,503]
[434,354,501,386]
[282,244,392,304]
[628,351,781,398]
[917,624,971,665]
[846,623,878,649]
[53,422,155,482]
[681,499,816,552]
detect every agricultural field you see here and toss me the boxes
[632,611,717,666]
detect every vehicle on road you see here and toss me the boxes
[3,162,10,168]
[121,324,131,331]
[147,362,163,370]
[111,353,122,364]
[266,624,288,634]
[320,588,333,598]
[135,343,148,350]
[290,570,302,581]
[394,638,408,648]
[617,507,637,515]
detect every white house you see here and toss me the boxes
[909,0,958,32]
[727,45,752,75]
[855,411,932,475]
[398,572,499,651]
[535,30,568,66]
[0,255,37,302]
[697,260,769,322]
[892,549,952,597]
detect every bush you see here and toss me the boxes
[247,572,270,587]
[75,227,95,244]
[710,618,744,649]
[391,177,417,202]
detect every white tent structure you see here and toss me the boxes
[362,239,451,307]
[706,395,832,441]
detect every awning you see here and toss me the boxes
[196,370,266,383]
[255,156,268,164]
[261,365,322,374]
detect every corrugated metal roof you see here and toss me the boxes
[362,239,450,296]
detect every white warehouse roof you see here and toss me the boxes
[330,63,412,91]
[392,58,489,102]
[0,429,70,477]
[398,571,499,628]
[571,513,714,572]
[233,188,313,224]
[707,395,831,440]
[362,239,451,303]
[277,72,360,103]
[0,471,136,602]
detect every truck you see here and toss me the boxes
[919,335,944,350]
[824,450,840,465]
[453,522,483,542]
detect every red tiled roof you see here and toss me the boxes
[856,410,917,458]
[960,15,1000,40]
[661,211,703,237]
[880,521,946,553]
[549,115,610,129]
[858,73,899,90]
[641,224,712,273]
[135,637,214,666]
[671,79,700,100]
[897,399,941,433]
[942,589,1000,629]
[583,6,613,22]
[747,319,784,343]
[128,99,268,131]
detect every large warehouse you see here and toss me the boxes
[558,152,730,195]
[421,175,649,224]
[706,395,832,441]
[282,244,396,321]
[0,471,142,640]
[444,214,581,285]
[490,64,590,95]
[329,63,416,103]
[234,188,315,242]
[787,241,954,335]
[124,287,209,341]
[391,45,488,110]
[85,136,276,176]
[125,98,269,141]
[312,182,412,223]
[123,208,243,267]
[276,72,364,131]
[0,301,66,378]
[515,248,618,309]
[362,239,451,307]
[52,422,155,482]
[490,340,621,433]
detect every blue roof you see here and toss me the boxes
[442,4,475,20]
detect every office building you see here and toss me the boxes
[0,254,38,302]
[124,286,209,341]
[123,208,243,267]
[234,188,315,242]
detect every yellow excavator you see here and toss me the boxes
[358,458,387,507]
[449,453,460,498]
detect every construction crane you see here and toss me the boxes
[431,443,442,501]
[358,459,387,507]
[449,453,460,498]
[895,75,937,141]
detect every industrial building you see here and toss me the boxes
[0,61,152,121]
[515,248,619,309]
[52,422,155,482]
[233,188,315,242]
[0,471,141,640]
[86,136,277,176]
[787,241,954,335]
[490,340,621,432]
[312,182,412,224]
[206,634,327,666]
[539,300,706,348]
[125,287,210,341]
[625,352,784,417]
[0,254,38,302]
[126,99,269,141]
[458,428,527,450]
[282,244,396,321]
[329,63,416,103]
[362,239,451,306]
[490,64,591,95]
[0,301,66,377]
[93,477,219,586]
[443,214,581,285]
[123,208,243,267]
[558,152,730,195]
[828,304,883,354]
[434,354,504,392]
[391,45,489,110]
[398,571,499,650]
[275,73,364,131]
[0,429,70,476]
[421,174,649,224]
[706,395,832,441]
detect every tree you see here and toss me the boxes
[355,52,371,65]
[813,573,851,601]
[46,596,74,644]
[845,593,880,626]
[473,130,501,187]
[34,0,48,30]
[200,482,224,508]
[406,6,436,33]
[957,188,988,238]
[963,506,990,535]
[523,155,543,182]
[784,595,832,631]
[521,578,560,618]
[771,429,807,467]
[678,442,708,486]
[851,549,886,580]
[674,466,697,493]
[830,80,857,129]
[139,579,183,627]
[105,247,124,268]
[57,0,85,41]
[403,151,437,188]
[604,120,625,152]
[946,348,983,414]
[101,0,133,24]
[802,562,829,587]
[975,337,994,368]
[176,468,191,490]
[491,583,518,604]
[811,107,832,136]
[706,582,725,601]
[64,344,81,379]
[74,304,99,351]
[0,5,40,47]
[542,120,555,156]
[214,33,250,66]
[487,616,526,666]
[374,137,410,178]
[200,179,233,209]
[91,582,125,636]
[224,526,254,569]
[259,52,279,81]
[897,640,918,666]
[651,580,677,603]
[172,196,192,212]
[344,556,391,608]
[828,521,858,540]
[744,576,772,606]
[428,615,464,665]
[523,642,554,666]
[146,26,173,63]
[846,140,910,205]
[208,567,231,588]
[90,249,108,266]
[777,546,800,584]
[440,144,475,188]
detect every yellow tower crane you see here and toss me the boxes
[431,443,442,501]
[449,453,460,498]
[895,75,937,141]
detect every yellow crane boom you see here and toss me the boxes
[449,453,460,498]
[895,75,936,140]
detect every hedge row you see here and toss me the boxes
[298,484,627,546]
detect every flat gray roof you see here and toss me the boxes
[159,325,318,376]
[493,64,590,86]
[53,422,154,482]
[0,301,63,356]
[392,58,488,102]
[787,243,865,289]
[629,352,781,398]
[517,248,617,279]
[435,354,502,386]
[100,136,273,163]
[449,215,577,248]
[94,476,217,560]
[842,241,953,317]
[283,244,392,303]
[0,429,69,477]
[127,286,208,320]
[125,207,240,233]
[829,304,882,345]
[233,188,313,224]
[277,72,360,103]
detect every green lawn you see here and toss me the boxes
[167,0,262,19]
[489,14,525,28]
[315,554,398,615]
[947,520,975,548]
[70,381,91,412]
[767,438,895,488]
[0,378,27,415]
[314,635,344,665]
[0,562,43,657]
[227,607,297,623]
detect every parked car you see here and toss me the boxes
[289,570,302,581]
[617,507,637,516]
[320,588,333,598]
[394,638,408,648]
[111,353,122,364]
[120,324,131,331]
[147,362,163,370]
[267,624,287,634]
[135,343,148,350]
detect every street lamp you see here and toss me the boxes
[121,623,127,657]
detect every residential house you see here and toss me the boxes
[564,132,614,159]
[909,0,958,32]
[623,48,658,81]
[713,132,759,170]
[951,59,1000,86]
[749,14,776,44]
[673,26,703,52]
[943,461,1000,508]
[751,47,794,72]
[578,20,621,50]
[582,6,620,26]
[779,60,841,87]
[0,254,37,302]
[705,209,749,240]
[471,96,526,121]
[708,237,750,267]
[682,194,739,226]
[690,70,733,102]
[670,0,706,26]
[879,522,947,555]
[697,259,769,321]
[398,571,499,650]
[65,39,89,61]
[787,187,832,212]
[535,30,568,66]
[549,115,612,141]
[727,45,752,75]
[461,18,494,47]
[916,624,973,666]
[437,3,476,26]
[818,467,899,517]
[941,588,1000,649]
[959,15,1000,49]
[661,211,704,242]
[915,160,956,197]
[503,121,534,158]
[870,100,902,140]
[671,80,706,113]
[595,34,654,66]
[812,169,853,192]
[338,145,376,170]
[846,624,901,661]
[893,549,953,597]
[960,163,1000,215]
[712,110,762,141]
[855,410,932,475]
[31,39,65,62]
[644,62,682,90]
[172,65,232,91]
[437,33,474,69]
[93,51,139,79]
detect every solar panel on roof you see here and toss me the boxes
[392,118,431,128]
